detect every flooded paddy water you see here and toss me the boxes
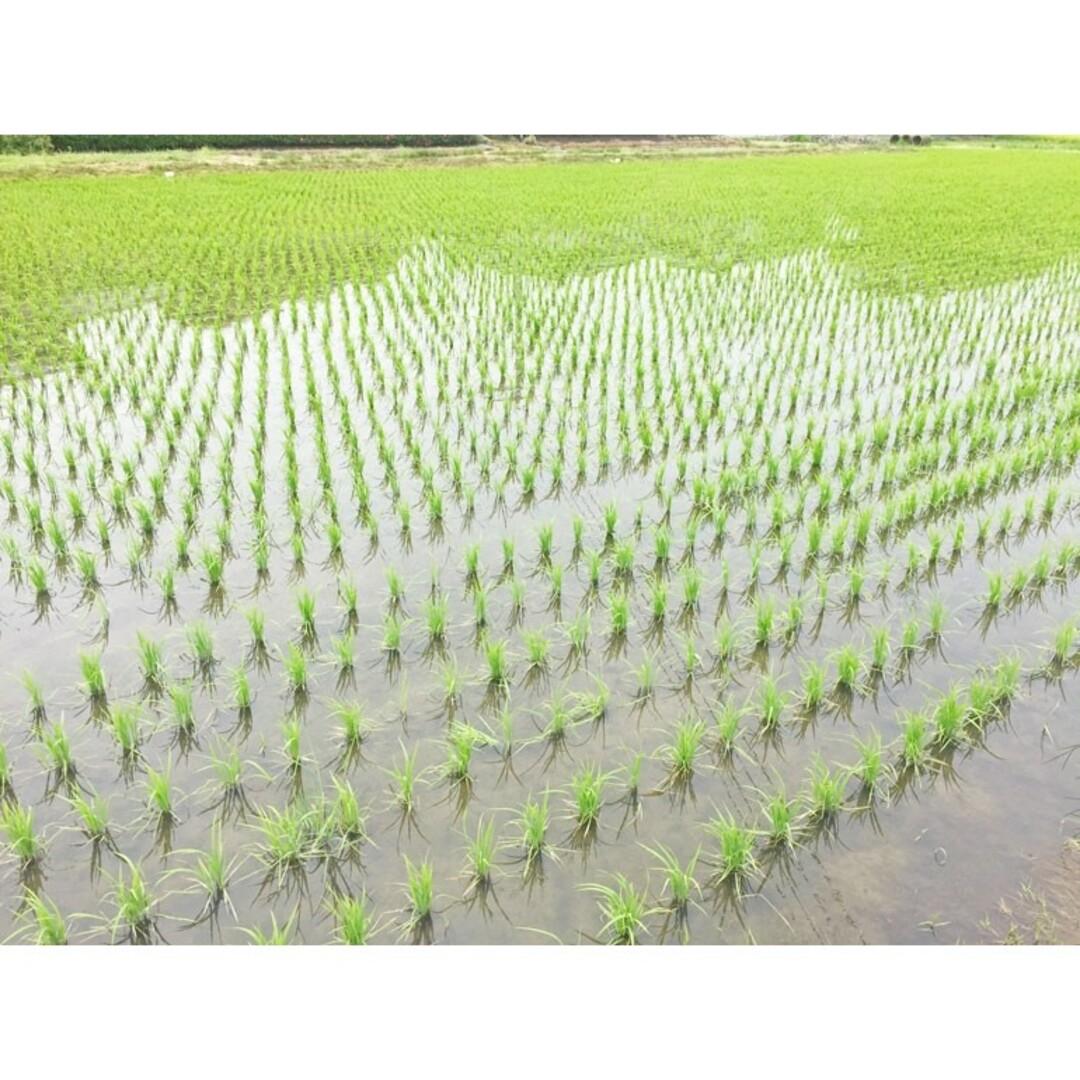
[2,241,1080,944]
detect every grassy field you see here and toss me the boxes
[1,143,1080,944]
[4,144,1080,376]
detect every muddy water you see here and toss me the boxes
[1,246,1079,943]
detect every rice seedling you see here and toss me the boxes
[680,565,703,616]
[296,588,318,647]
[179,823,239,925]
[0,741,11,802]
[144,761,179,827]
[102,859,158,944]
[603,500,618,545]
[643,842,701,940]
[27,557,50,608]
[252,801,329,881]
[388,743,422,823]
[423,594,449,648]
[484,638,511,694]
[463,816,498,899]
[400,857,435,944]
[869,627,890,678]
[712,701,746,762]
[753,594,775,649]
[186,622,218,682]
[69,789,113,850]
[243,909,300,945]
[932,689,967,749]
[565,609,590,664]
[322,630,354,682]
[757,674,787,734]
[282,642,310,698]
[546,564,563,611]
[582,874,652,945]
[8,890,68,945]
[21,670,48,727]
[201,546,226,593]
[925,598,947,646]
[443,721,484,789]
[74,548,100,595]
[899,711,932,775]
[783,594,805,646]
[568,763,607,841]
[520,630,552,684]
[338,578,359,631]
[607,589,631,641]
[665,715,706,786]
[796,659,826,715]
[136,633,168,698]
[707,811,759,888]
[898,618,920,665]
[833,645,864,697]
[169,681,197,741]
[331,892,378,945]
[1047,620,1078,672]
[518,791,550,874]
[761,783,797,848]
[1,802,44,870]
[109,703,143,767]
[329,775,367,851]
[633,652,659,703]
[804,755,847,823]
[280,717,307,777]
[846,731,887,803]
[41,718,76,788]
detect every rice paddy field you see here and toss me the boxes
[2,145,1080,945]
